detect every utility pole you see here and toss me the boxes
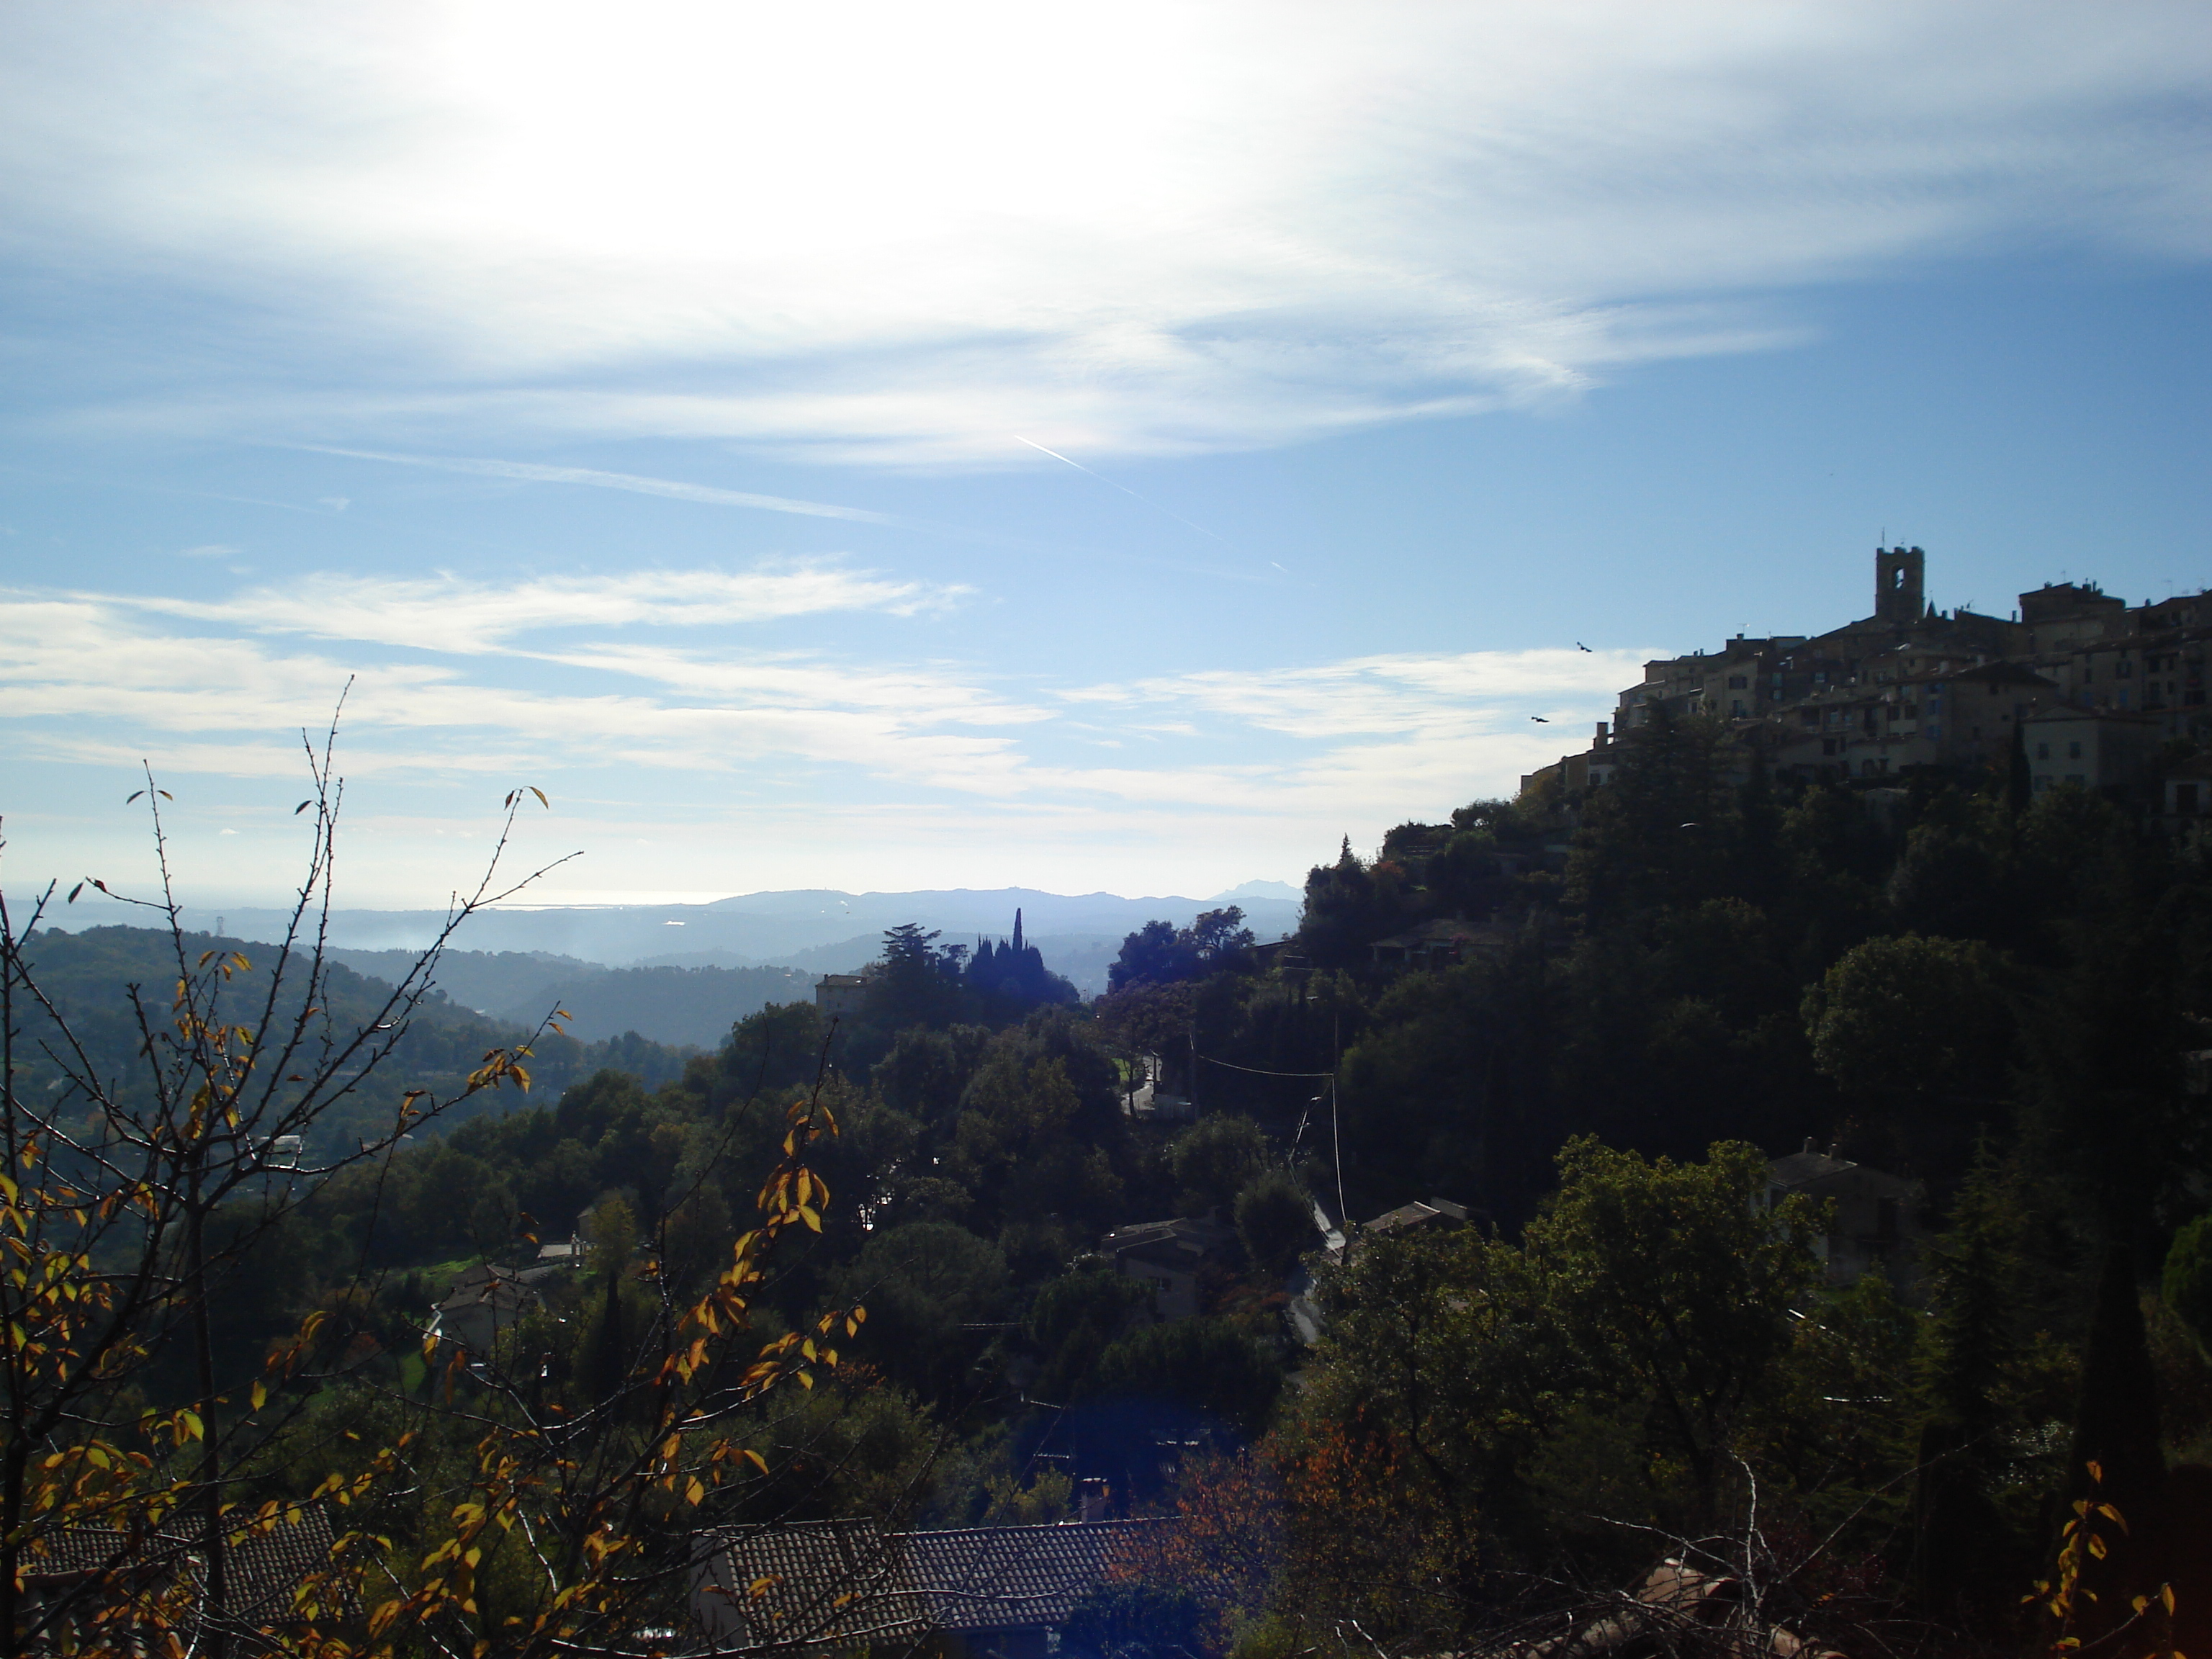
[1330,996,1346,1231]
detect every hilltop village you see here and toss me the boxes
[1525,547,2211,809]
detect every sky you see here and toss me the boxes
[2,1,2208,909]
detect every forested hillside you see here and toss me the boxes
[9,723,2212,1656]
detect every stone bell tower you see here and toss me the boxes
[1875,545,1925,626]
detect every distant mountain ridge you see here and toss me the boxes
[50,884,1305,1047]
[131,884,1303,971]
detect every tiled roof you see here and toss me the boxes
[701,1519,1166,1647]
[904,1521,1159,1629]
[225,1503,351,1622]
[702,1519,932,1649]
[19,1504,350,1627]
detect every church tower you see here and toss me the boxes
[1875,545,1925,626]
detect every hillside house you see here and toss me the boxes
[426,1262,559,1356]
[1763,1145,1927,1287]
[1097,1215,1233,1321]
[814,973,868,1018]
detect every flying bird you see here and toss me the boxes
[1576,642,1592,652]
[1531,715,1550,723]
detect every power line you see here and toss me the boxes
[1192,1053,1332,1079]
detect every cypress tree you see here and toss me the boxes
[2056,1245,2169,1650]
[590,1269,627,1406]
[1911,1148,2026,1617]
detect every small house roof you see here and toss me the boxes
[1362,1197,1470,1237]
[1099,1215,1233,1263]
[433,1263,539,1316]
[1768,1150,1920,1202]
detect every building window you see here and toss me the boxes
[1727,675,1748,690]
[2036,742,2049,760]
[2068,740,2082,759]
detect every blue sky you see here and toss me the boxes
[3,2,2208,907]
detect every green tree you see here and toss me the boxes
[1107,907,1256,992]
[1565,704,1740,920]
[863,922,964,1032]
[2163,1213,2212,1354]
[1310,1136,1824,1558]
[1091,1317,1284,1434]
[1910,1147,2033,1615]
[833,1220,1010,1407]
[2054,1246,2170,1650]
[1298,840,1407,969]
[1802,932,2015,1172]
[1169,1114,1269,1214]
[1533,1136,1824,1519]
[1235,1169,1317,1278]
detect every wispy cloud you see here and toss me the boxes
[1066,649,1651,737]
[103,564,967,654]
[0,591,1030,788]
[0,577,1642,822]
[3,2,2204,462]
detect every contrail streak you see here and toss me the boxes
[287,446,904,526]
[1013,436,1227,543]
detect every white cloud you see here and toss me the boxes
[0,585,1033,791]
[0,579,1637,820]
[3,1,2205,462]
[0,570,1658,899]
[105,563,966,654]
